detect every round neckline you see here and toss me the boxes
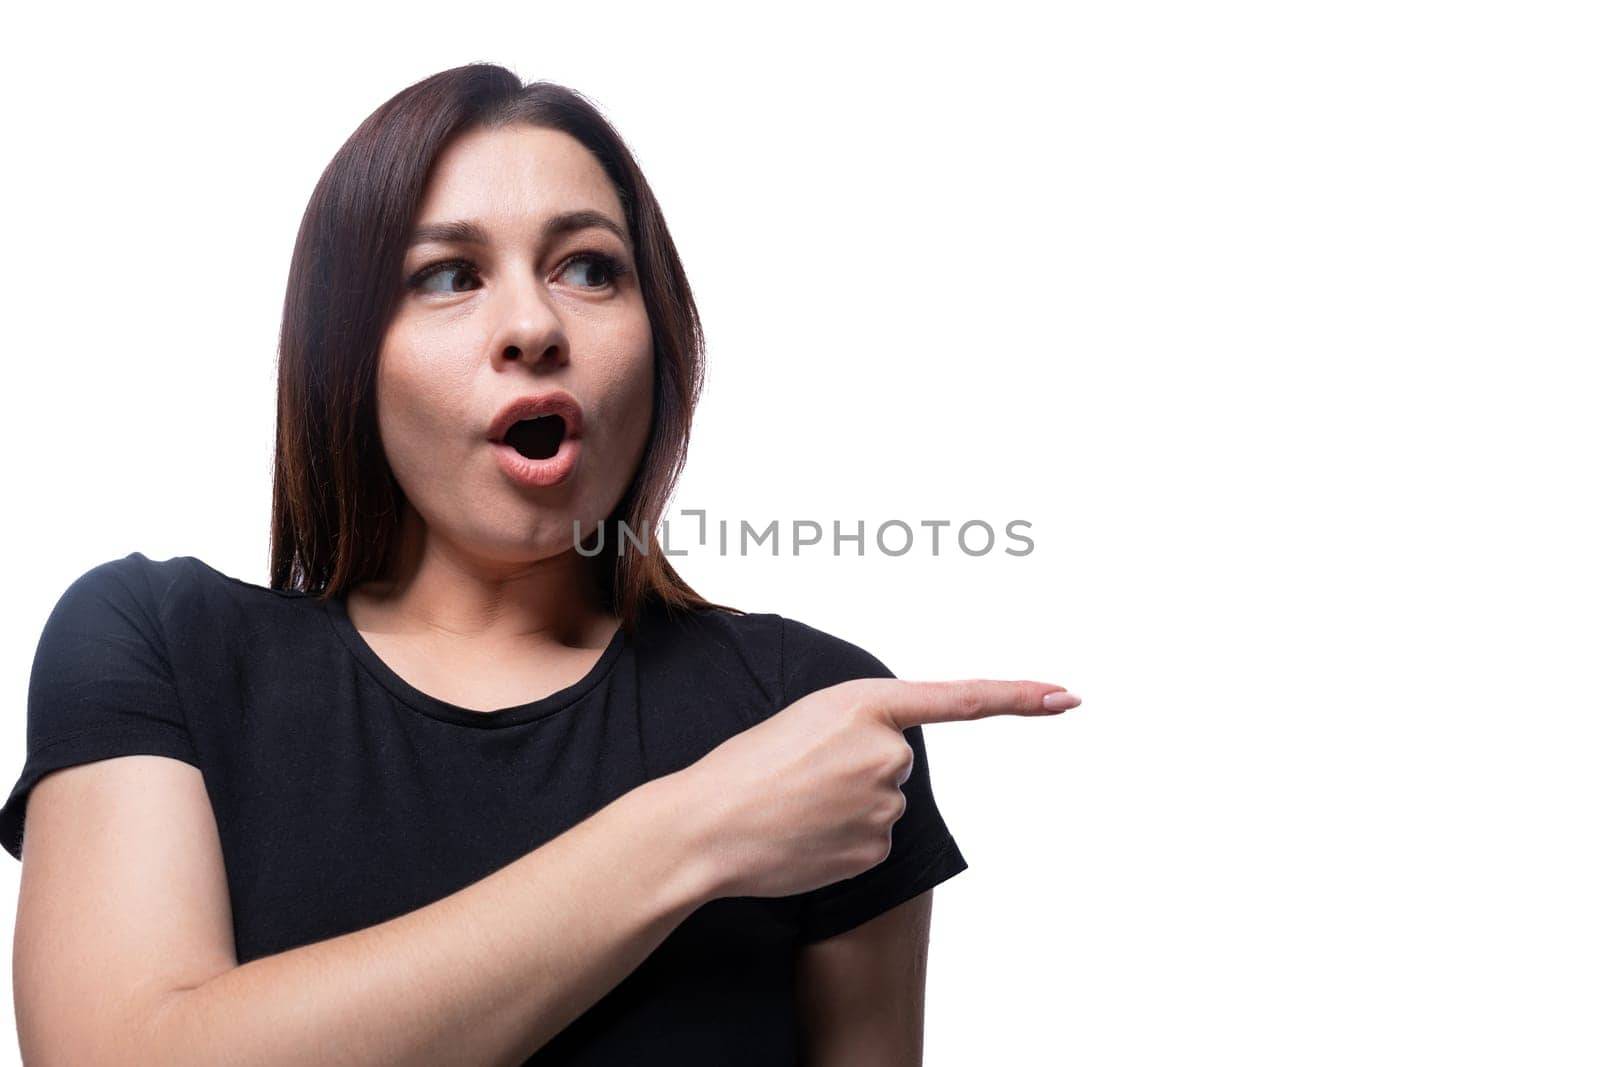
[322,592,632,729]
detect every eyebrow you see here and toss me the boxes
[406,210,630,252]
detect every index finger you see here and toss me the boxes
[864,678,1081,729]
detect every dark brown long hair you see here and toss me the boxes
[269,63,738,634]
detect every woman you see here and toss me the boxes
[1,64,1080,1065]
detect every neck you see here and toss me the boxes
[350,502,615,648]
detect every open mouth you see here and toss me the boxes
[503,414,567,460]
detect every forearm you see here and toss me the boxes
[134,772,717,1067]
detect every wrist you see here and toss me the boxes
[621,768,729,911]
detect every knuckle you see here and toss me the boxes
[855,840,887,868]
[947,680,984,718]
[846,688,880,722]
[875,788,907,826]
[866,834,893,866]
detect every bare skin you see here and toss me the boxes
[11,122,1084,1065]
[344,123,655,692]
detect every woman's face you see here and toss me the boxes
[376,124,654,570]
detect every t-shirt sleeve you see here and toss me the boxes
[0,552,201,862]
[779,616,969,943]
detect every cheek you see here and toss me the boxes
[375,348,469,475]
[583,336,654,496]
[612,341,655,456]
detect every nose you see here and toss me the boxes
[490,284,569,370]
[498,337,566,368]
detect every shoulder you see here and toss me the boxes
[636,601,784,686]
[44,551,200,628]
[42,551,294,638]
[775,614,897,699]
[642,600,894,705]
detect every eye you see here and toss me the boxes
[407,258,481,294]
[404,251,631,297]
[558,252,629,290]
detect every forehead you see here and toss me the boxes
[414,124,625,231]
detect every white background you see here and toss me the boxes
[2,2,1596,1064]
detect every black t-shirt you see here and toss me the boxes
[1,552,968,1064]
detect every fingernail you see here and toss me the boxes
[1042,690,1081,711]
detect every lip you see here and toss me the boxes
[487,390,585,445]
[492,435,581,489]
[487,390,585,490]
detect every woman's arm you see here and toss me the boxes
[14,754,718,1067]
[794,889,934,1066]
